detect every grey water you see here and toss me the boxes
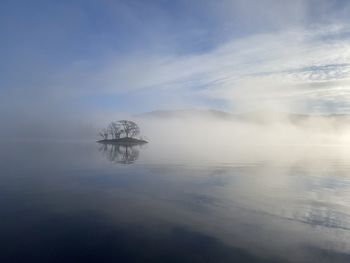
[1,141,350,262]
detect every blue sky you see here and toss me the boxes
[1,0,350,127]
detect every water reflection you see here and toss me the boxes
[98,143,141,164]
[1,142,350,262]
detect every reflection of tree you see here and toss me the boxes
[99,143,141,164]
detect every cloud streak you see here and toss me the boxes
[71,23,350,113]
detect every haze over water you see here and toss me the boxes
[1,135,350,262]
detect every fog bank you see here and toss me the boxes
[128,110,350,165]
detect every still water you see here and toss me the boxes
[0,141,350,262]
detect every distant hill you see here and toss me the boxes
[136,109,350,126]
[136,109,237,120]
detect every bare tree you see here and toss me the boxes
[99,120,142,140]
[108,122,123,139]
[119,120,140,138]
[98,128,109,140]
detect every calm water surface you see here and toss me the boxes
[0,141,350,262]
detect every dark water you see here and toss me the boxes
[0,141,350,262]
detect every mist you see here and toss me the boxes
[118,110,350,165]
[5,106,350,162]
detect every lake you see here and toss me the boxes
[0,141,350,262]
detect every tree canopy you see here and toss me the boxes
[99,120,141,140]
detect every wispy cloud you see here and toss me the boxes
[70,23,350,113]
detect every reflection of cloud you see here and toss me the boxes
[295,205,350,231]
[8,141,350,262]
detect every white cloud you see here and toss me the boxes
[76,23,350,113]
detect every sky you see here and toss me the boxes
[1,0,350,137]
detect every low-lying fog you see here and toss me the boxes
[125,110,350,165]
[5,109,350,165]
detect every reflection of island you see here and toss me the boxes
[99,143,143,164]
[97,120,148,164]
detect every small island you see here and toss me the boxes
[98,120,148,146]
